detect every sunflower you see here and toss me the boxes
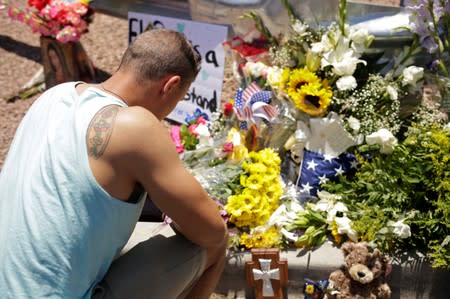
[292,82,333,116]
[286,68,321,98]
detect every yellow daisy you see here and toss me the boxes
[245,174,264,190]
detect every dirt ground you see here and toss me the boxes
[0,1,237,170]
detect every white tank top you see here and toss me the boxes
[0,82,145,298]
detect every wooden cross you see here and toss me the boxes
[245,248,288,299]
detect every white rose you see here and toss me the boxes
[347,116,361,134]
[243,61,268,78]
[391,220,411,239]
[402,66,424,86]
[443,122,450,130]
[366,128,398,154]
[386,85,398,100]
[336,75,357,91]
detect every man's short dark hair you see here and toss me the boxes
[118,28,201,86]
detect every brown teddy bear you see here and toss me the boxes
[326,241,392,299]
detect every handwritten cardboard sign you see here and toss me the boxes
[128,12,228,124]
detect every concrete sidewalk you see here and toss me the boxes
[126,222,449,299]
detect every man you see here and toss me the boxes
[0,29,228,298]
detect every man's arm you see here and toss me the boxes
[112,107,227,248]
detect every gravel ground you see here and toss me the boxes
[0,2,237,170]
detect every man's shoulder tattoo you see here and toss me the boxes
[87,105,120,159]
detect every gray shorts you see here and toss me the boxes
[92,223,207,299]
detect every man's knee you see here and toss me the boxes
[204,236,227,270]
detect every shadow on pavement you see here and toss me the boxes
[0,34,41,63]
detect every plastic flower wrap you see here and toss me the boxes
[8,0,94,43]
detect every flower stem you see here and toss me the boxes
[338,0,347,36]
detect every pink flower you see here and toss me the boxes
[196,116,207,125]
[169,126,184,153]
[56,25,80,43]
[8,0,93,43]
[223,142,234,153]
[188,124,198,136]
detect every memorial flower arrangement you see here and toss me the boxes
[8,0,95,43]
[170,0,449,269]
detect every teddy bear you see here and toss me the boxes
[326,241,392,299]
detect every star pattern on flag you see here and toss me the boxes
[299,149,357,196]
[318,174,329,185]
[306,160,318,170]
[334,166,345,176]
[301,182,313,194]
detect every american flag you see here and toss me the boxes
[234,82,274,129]
[298,149,358,196]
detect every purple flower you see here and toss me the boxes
[421,35,439,53]
[432,0,445,20]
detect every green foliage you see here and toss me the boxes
[285,206,328,247]
[323,124,450,268]
[180,124,199,151]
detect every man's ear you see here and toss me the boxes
[162,75,181,94]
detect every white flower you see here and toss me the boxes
[281,228,299,242]
[349,27,371,54]
[336,75,357,91]
[391,220,411,239]
[292,20,308,35]
[402,66,424,86]
[366,128,398,154]
[194,123,212,148]
[243,61,268,78]
[268,200,303,227]
[347,116,361,134]
[326,202,348,224]
[321,37,366,76]
[386,85,398,100]
[444,122,450,130]
[266,66,283,88]
[335,216,358,241]
[316,191,342,205]
[311,31,337,54]
[314,199,334,213]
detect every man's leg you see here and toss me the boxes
[183,235,227,299]
[92,224,216,299]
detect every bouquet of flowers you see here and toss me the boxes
[170,0,449,269]
[8,0,95,43]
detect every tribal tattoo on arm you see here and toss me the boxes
[87,105,119,159]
